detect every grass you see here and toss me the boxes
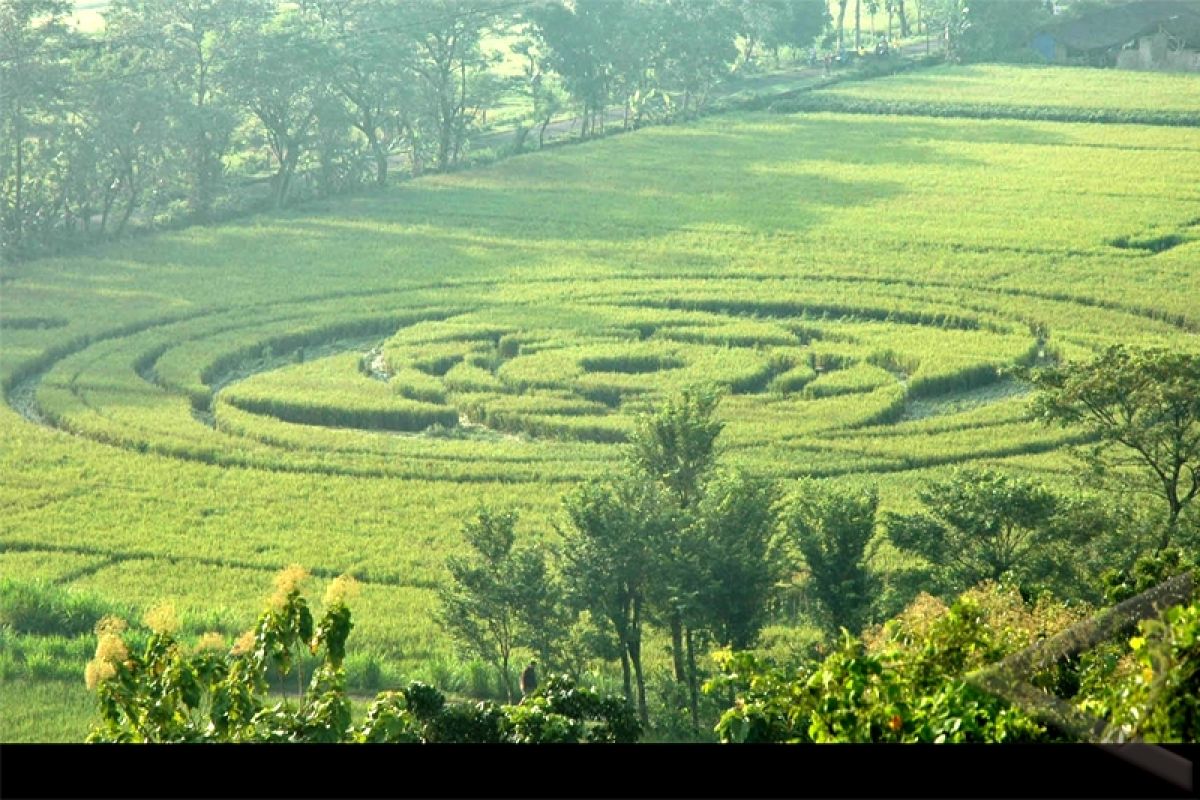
[817,63,1200,114]
[2,64,1200,739]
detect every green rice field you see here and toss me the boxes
[2,64,1199,739]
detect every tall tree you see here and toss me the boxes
[308,1,407,186]
[71,45,170,237]
[222,6,330,209]
[695,470,779,650]
[855,0,862,51]
[783,480,881,635]
[527,0,627,138]
[656,0,740,117]
[106,0,249,221]
[405,0,502,171]
[559,478,666,726]
[1032,346,1200,552]
[0,0,73,257]
[835,0,850,51]
[628,386,722,696]
[760,0,830,60]
[438,508,561,702]
[956,0,1049,61]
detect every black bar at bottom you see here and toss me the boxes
[1,743,1197,800]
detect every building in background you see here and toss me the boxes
[1031,0,1200,70]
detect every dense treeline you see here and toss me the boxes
[0,0,832,261]
[1,0,1063,262]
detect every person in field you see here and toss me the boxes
[519,660,538,701]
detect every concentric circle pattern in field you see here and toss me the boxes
[16,268,1188,485]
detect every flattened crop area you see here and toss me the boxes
[3,83,1200,671]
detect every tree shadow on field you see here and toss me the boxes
[294,114,1077,252]
[55,114,1077,300]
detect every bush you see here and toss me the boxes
[83,567,639,743]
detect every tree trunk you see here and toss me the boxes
[837,0,849,51]
[116,163,139,237]
[670,614,686,683]
[630,597,648,726]
[373,144,388,187]
[14,96,23,248]
[1160,503,1180,553]
[99,180,117,235]
[619,646,633,711]
[685,626,700,733]
[855,0,862,51]
[898,0,910,37]
[501,647,513,704]
[630,638,648,727]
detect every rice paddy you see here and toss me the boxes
[2,64,1198,740]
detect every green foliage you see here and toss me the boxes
[955,0,1050,62]
[886,468,1086,593]
[437,508,563,701]
[1099,549,1196,606]
[628,385,723,508]
[782,481,881,634]
[707,583,1075,743]
[357,673,639,743]
[1080,597,1200,743]
[693,470,781,650]
[84,567,637,743]
[1033,345,1200,551]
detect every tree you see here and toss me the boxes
[106,0,249,222]
[835,0,850,51]
[404,0,503,171]
[559,478,666,726]
[656,0,740,117]
[885,469,1087,593]
[70,45,171,237]
[222,6,330,208]
[0,0,74,257]
[628,386,724,510]
[627,386,720,702]
[955,0,1049,61]
[759,0,830,61]
[1032,345,1200,553]
[308,0,409,187]
[694,470,780,650]
[925,0,968,60]
[783,480,881,635]
[621,386,779,732]
[438,508,561,702]
[527,0,618,139]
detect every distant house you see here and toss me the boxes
[1031,0,1200,70]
